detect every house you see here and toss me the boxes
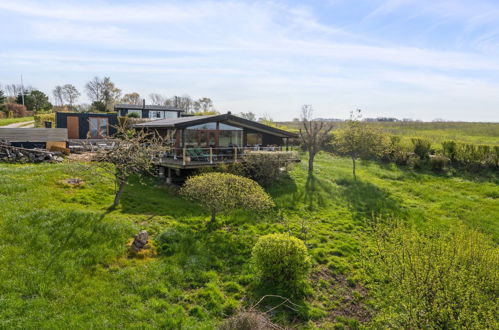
[133,112,299,175]
[114,102,183,120]
[56,112,118,139]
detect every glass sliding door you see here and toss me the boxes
[89,117,109,138]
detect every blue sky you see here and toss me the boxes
[0,0,498,121]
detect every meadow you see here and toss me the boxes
[0,152,497,328]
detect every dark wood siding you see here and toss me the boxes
[56,112,118,139]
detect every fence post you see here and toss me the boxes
[234,147,237,163]
[209,147,213,164]
[183,148,186,165]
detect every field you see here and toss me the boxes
[0,116,34,127]
[279,121,499,146]
[1,152,497,328]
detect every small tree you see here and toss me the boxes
[335,109,385,180]
[94,125,165,207]
[299,105,334,174]
[180,173,274,223]
[62,84,80,109]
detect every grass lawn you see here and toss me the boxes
[0,153,497,328]
[0,116,34,127]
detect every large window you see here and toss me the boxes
[149,111,178,120]
[180,121,243,147]
[89,117,109,138]
[127,109,142,117]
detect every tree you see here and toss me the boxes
[85,77,104,102]
[166,95,193,112]
[52,86,64,106]
[93,126,165,207]
[62,84,80,109]
[334,109,385,180]
[299,105,334,174]
[239,112,256,121]
[17,90,52,112]
[121,92,141,105]
[180,172,275,223]
[0,90,6,111]
[196,97,213,112]
[101,77,121,111]
[90,101,106,112]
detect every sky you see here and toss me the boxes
[0,0,498,121]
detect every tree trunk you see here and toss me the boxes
[308,152,315,174]
[113,181,126,207]
[210,209,217,223]
[352,157,357,181]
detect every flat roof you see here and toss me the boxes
[134,114,298,138]
[114,104,184,112]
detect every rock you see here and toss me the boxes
[131,230,149,252]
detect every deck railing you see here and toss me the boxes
[154,146,297,166]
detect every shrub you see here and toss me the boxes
[411,138,432,160]
[252,234,312,287]
[5,103,28,118]
[34,113,56,128]
[156,227,185,256]
[180,173,274,223]
[242,151,298,186]
[127,112,140,118]
[369,223,499,329]
[430,155,449,172]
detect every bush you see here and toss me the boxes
[156,227,185,256]
[127,112,140,118]
[34,113,56,128]
[242,151,298,186]
[5,103,28,118]
[252,234,312,288]
[430,155,449,172]
[369,223,499,329]
[411,138,432,160]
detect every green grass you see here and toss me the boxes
[0,154,497,328]
[0,116,34,126]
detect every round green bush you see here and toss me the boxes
[252,234,312,286]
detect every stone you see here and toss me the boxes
[131,230,149,252]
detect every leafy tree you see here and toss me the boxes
[121,92,141,105]
[16,90,52,112]
[52,86,64,106]
[62,84,80,109]
[180,173,274,223]
[299,105,334,174]
[334,109,385,180]
[93,126,165,207]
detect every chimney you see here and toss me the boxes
[227,111,232,115]
[142,99,146,109]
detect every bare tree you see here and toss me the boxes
[62,84,80,109]
[121,92,141,105]
[52,86,64,106]
[299,105,334,174]
[149,93,166,105]
[239,112,257,121]
[93,125,166,207]
[85,77,104,102]
[5,84,23,98]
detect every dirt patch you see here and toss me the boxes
[67,152,96,162]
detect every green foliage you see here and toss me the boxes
[180,172,275,222]
[368,223,499,329]
[242,151,298,186]
[430,154,450,172]
[34,113,56,128]
[16,90,52,112]
[411,138,432,160]
[127,112,140,118]
[443,140,498,169]
[252,234,312,288]
[90,100,107,112]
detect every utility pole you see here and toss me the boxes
[20,74,25,106]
